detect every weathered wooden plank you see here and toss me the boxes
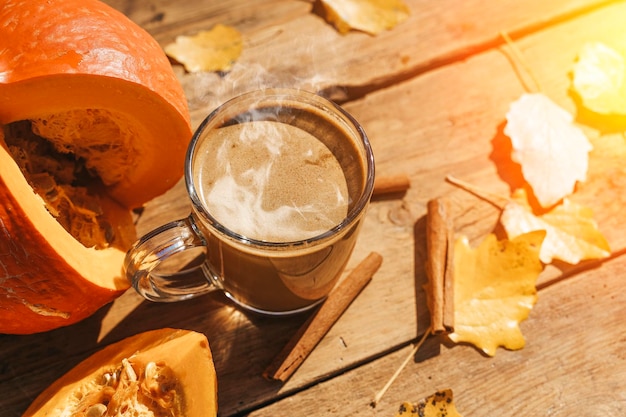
[236,2,626,413]
[199,0,626,412]
[248,252,626,416]
[104,0,313,36]
[344,0,626,257]
[3,1,626,417]
[103,0,617,127]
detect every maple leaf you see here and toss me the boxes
[448,231,545,357]
[394,389,463,417]
[501,189,610,264]
[504,93,593,208]
[320,0,410,35]
[164,24,243,73]
[572,42,626,115]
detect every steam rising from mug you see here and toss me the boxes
[197,120,349,242]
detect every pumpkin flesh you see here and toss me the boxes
[23,328,218,417]
[0,0,193,334]
[0,128,131,332]
[4,118,137,250]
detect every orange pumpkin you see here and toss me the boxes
[0,0,192,334]
[23,328,218,417]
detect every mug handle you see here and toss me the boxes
[124,215,216,302]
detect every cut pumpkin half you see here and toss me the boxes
[0,0,192,334]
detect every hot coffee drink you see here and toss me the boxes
[126,89,374,315]
[195,121,349,242]
[190,102,369,313]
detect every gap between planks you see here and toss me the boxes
[320,0,618,105]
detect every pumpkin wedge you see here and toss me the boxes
[0,0,192,333]
[23,328,218,417]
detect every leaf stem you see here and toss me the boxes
[445,175,511,210]
[370,328,432,408]
[500,31,543,93]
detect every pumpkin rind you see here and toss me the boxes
[0,0,193,334]
[23,328,218,417]
[0,0,192,208]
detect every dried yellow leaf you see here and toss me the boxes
[164,24,243,73]
[572,42,626,115]
[320,0,410,35]
[449,231,545,357]
[502,189,611,264]
[394,389,463,417]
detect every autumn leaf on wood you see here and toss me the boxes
[448,231,545,357]
[572,42,626,115]
[320,0,410,35]
[394,389,463,417]
[504,93,593,208]
[501,189,610,264]
[164,24,243,73]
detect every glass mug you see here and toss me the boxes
[124,88,375,315]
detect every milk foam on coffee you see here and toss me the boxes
[196,120,349,242]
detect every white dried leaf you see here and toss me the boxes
[504,93,593,208]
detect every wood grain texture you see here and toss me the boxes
[2,1,626,416]
[104,0,618,126]
[249,253,626,416]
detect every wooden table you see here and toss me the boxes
[2,0,626,415]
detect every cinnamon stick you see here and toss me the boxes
[425,198,455,334]
[264,251,383,382]
[373,174,411,197]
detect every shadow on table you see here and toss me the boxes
[6,208,436,416]
[0,284,308,417]
[99,289,309,415]
[0,303,113,416]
